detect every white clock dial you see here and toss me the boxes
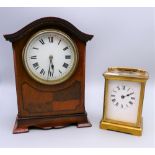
[23,29,78,85]
[106,80,141,124]
[111,85,136,109]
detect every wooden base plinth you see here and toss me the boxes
[100,119,143,136]
[13,113,91,134]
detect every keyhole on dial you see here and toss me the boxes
[49,55,53,60]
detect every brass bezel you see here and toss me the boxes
[23,29,79,85]
[100,67,149,136]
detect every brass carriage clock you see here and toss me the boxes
[4,17,93,133]
[100,67,149,136]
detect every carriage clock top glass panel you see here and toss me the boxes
[100,67,149,136]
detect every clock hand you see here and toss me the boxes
[49,55,54,77]
[47,57,52,80]
[121,92,134,99]
[126,92,134,97]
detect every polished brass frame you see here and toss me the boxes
[100,67,149,136]
[23,29,79,85]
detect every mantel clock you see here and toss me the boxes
[100,67,149,136]
[4,17,93,134]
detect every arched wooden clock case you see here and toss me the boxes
[4,17,93,134]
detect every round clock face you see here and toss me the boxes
[106,80,141,124]
[23,29,78,85]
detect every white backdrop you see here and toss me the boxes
[0,7,154,147]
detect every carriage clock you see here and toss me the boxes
[4,17,93,134]
[100,67,149,136]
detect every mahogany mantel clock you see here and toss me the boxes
[4,17,93,134]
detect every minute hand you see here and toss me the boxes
[47,56,52,80]
[126,92,134,97]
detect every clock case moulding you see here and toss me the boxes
[4,17,93,134]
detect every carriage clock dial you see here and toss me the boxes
[111,84,136,109]
[23,29,78,85]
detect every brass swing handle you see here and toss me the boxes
[108,67,148,75]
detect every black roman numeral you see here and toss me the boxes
[40,69,45,75]
[117,86,120,90]
[59,70,62,74]
[129,101,133,105]
[116,102,119,106]
[65,55,71,59]
[112,99,116,102]
[131,97,135,100]
[58,39,61,45]
[121,104,123,108]
[31,56,37,59]
[33,47,39,50]
[33,62,39,70]
[123,85,125,90]
[111,95,115,97]
[48,37,53,43]
[63,63,69,68]
[39,39,45,45]
[63,46,69,51]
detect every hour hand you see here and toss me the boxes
[48,65,52,77]
[47,61,52,79]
